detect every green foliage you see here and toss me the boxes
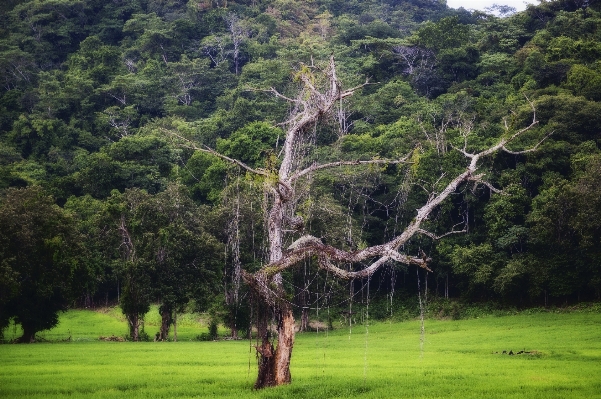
[526,148,601,298]
[208,318,219,340]
[451,243,502,290]
[63,194,114,303]
[565,64,601,100]
[1,0,601,332]
[414,16,472,52]
[0,186,81,342]
[182,151,228,203]
[355,80,420,125]
[74,135,175,198]
[216,121,282,167]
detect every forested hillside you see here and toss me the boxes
[1,0,601,342]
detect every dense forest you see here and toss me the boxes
[1,0,601,345]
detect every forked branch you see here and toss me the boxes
[418,223,467,240]
[250,99,543,284]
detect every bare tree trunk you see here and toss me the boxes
[254,298,276,388]
[249,293,296,387]
[173,312,177,342]
[445,274,449,299]
[230,319,238,339]
[298,273,309,332]
[128,314,140,341]
[274,304,294,385]
[300,307,309,333]
[224,13,249,75]
[159,308,171,341]
[17,325,37,343]
[244,268,295,388]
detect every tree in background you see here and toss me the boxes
[0,186,81,342]
[110,188,153,341]
[150,183,223,341]
[109,184,222,341]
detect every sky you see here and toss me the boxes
[446,0,537,13]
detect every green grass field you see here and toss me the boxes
[1,308,600,398]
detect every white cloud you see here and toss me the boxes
[446,0,537,13]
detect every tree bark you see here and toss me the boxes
[173,312,177,342]
[158,308,172,341]
[229,319,238,339]
[274,304,294,385]
[244,271,295,388]
[252,304,295,387]
[298,278,309,332]
[300,307,309,333]
[17,325,37,343]
[254,297,276,388]
[127,314,140,341]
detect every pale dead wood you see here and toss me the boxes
[288,157,412,183]
[161,128,270,177]
[417,224,468,240]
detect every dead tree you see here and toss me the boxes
[224,13,249,75]
[391,45,434,76]
[167,57,543,388]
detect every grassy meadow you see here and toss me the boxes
[1,307,600,398]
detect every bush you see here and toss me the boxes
[194,333,212,341]
[208,319,219,340]
[190,307,220,341]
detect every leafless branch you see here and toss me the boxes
[288,156,411,183]
[246,86,304,108]
[249,234,432,280]
[417,223,467,240]
[468,173,505,194]
[118,215,135,261]
[108,92,127,105]
[502,131,553,155]
[161,128,270,177]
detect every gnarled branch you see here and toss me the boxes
[250,99,542,285]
